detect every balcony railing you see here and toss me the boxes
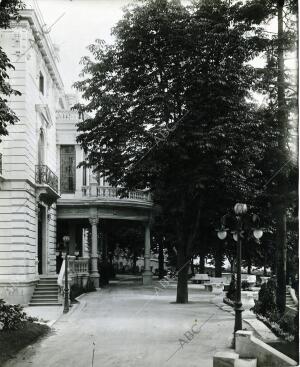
[35,165,59,193]
[82,185,151,202]
[56,110,80,121]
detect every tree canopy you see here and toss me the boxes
[74,0,297,302]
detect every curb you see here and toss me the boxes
[212,296,279,342]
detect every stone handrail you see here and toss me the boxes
[287,285,299,306]
[57,259,65,287]
[74,257,89,274]
[81,185,151,202]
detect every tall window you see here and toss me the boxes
[60,145,76,193]
[39,72,44,94]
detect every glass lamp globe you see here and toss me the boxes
[56,250,60,256]
[253,229,263,239]
[217,230,227,240]
[63,235,70,242]
[234,203,248,215]
[74,250,79,256]
[232,232,238,242]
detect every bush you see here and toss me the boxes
[251,278,278,318]
[226,274,236,301]
[241,280,250,291]
[85,278,96,293]
[0,299,37,331]
[70,284,84,302]
[70,279,96,302]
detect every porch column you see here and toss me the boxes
[143,221,152,285]
[89,217,100,287]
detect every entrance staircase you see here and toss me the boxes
[286,286,298,313]
[29,276,62,306]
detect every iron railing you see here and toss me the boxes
[35,165,58,193]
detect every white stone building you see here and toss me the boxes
[0,6,153,305]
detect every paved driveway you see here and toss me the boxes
[5,282,234,367]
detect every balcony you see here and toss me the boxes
[82,185,152,203]
[35,165,60,205]
[56,110,80,121]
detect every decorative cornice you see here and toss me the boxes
[12,9,64,91]
[35,104,53,126]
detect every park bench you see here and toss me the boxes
[205,277,229,293]
[241,274,257,287]
[191,273,210,284]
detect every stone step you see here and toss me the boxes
[30,298,58,303]
[29,302,62,306]
[31,295,58,300]
[29,277,60,306]
[34,289,57,294]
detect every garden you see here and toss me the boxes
[0,299,50,365]
[224,276,299,362]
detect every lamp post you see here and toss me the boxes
[62,235,70,314]
[216,203,263,338]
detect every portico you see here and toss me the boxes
[56,189,154,287]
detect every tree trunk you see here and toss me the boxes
[276,207,287,314]
[190,259,195,276]
[275,0,288,316]
[133,251,137,273]
[247,260,251,275]
[215,242,223,277]
[199,255,205,273]
[158,240,164,279]
[176,245,188,304]
[263,264,267,276]
[230,260,234,274]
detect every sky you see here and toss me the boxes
[33,0,133,93]
[30,0,295,98]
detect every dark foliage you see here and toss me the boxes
[251,278,278,317]
[0,298,37,330]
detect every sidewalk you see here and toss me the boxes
[6,282,235,367]
[23,305,64,327]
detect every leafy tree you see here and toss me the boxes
[75,0,274,303]
[0,0,23,141]
[240,0,298,314]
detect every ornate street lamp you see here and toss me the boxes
[62,235,70,314]
[216,203,263,339]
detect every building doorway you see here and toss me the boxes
[37,205,46,275]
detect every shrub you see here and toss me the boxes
[0,299,37,330]
[226,274,236,301]
[85,278,96,293]
[251,278,278,318]
[70,284,84,302]
[241,280,250,291]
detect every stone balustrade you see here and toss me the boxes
[81,185,152,202]
[56,110,79,120]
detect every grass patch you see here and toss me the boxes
[268,340,299,363]
[0,321,50,365]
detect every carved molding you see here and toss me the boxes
[89,217,99,226]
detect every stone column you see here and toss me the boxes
[89,217,100,287]
[143,222,152,285]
